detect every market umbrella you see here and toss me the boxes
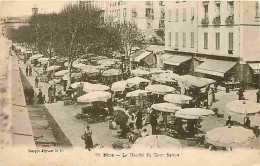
[205,126,255,148]
[126,77,150,86]
[111,81,127,92]
[63,73,82,80]
[77,91,111,103]
[73,63,87,69]
[82,67,99,74]
[145,84,175,95]
[55,70,69,77]
[175,108,215,119]
[30,54,44,60]
[102,69,121,76]
[155,76,176,84]
[149,68,167,74]
[38,57,49,62]
[131,68,150,76]
[46,65,61,71]
[131,135,182,150]
[97,59,115,66]
[226,100,260,115]
[164,94,192,104]
[83,84,110,92]
[159,73,180,81]
[126,90,150,98]
[95,65,107,70]
[151,103,181,113]
[71,82,92,89]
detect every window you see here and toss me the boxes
[204,33,208,49]
[132,9,137,17]
[168,32,172,46]
[216,32,220,50]
[175,32,179,47]
[161,9,165,19]
[159,1,164,6]
[175,9,179,22]
[123,8,126,17]
[191,7,195,21]
[168,10,172,21]
[256,1,260,18]
[191,32,194,48]
[118,9,120,18]
[228,32,233,51]
[204,4,209,19]
[183,33,186,47]
[146,8,151,17]
[228,1,234,16]
[183,8,186,21]
[215,2,220,17]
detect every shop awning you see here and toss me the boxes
[248,63,260,74]
[163,55,192,66]
[134,51,152,62]
[161,53,174,60]
[130,50,143,60]
[195,59,237,77]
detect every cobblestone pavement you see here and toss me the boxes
[19,60,260,149]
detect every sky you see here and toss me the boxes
[0,1,72,17]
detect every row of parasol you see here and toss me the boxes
[131,126,256,150]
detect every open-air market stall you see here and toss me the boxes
[205,126,255,150]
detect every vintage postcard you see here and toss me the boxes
[0,0,260,166]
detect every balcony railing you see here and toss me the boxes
[159,20,165,28]
[201,17,209,26]
[225,15,234,26]
[212,16,221,27]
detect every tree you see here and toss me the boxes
[56,3,104,86]
[29,13,60,59]
[117,22,146,70]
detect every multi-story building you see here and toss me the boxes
[164,1,260,88]
[94,1,165,40]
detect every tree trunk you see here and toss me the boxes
[67,61,72,88]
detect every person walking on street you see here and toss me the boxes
[135,110,143,130]
[150,110,158,135]
[52,85,57,102]
[81,126,93,151]
[237,87,245,100]
[26,66,29,76]
[35,77,39,88]
[48,85,53,103]
[37,89,44,104]
[256,89,260,103]
[29,66,32,76]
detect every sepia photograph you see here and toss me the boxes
[0,0,260,165]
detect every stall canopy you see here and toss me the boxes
[160,53,174,60]
[195,59,237,77]
[163,55,191,66]
[248,63,260,74]
[134,51,152,62]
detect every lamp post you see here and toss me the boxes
[121,54,125,80]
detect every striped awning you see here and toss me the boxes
[195,59,237,77]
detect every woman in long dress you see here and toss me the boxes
[83,126,93,151]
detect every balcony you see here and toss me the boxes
[225,15,234,26]
[201,17,209,27]
[212,16,221,27]
[159,20,165,29]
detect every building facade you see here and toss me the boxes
[89,1,165,40]
[164,1,260,87]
